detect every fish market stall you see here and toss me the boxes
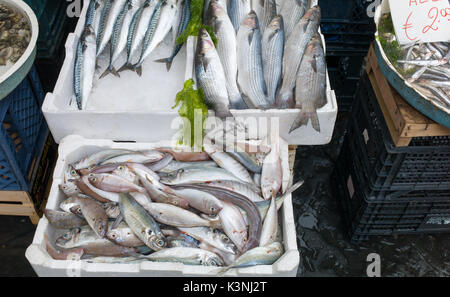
[42,0,337,145]
[373,0,449,128]
[26,135,300,276]
[0,0,38,99]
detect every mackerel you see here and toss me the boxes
[97,0,128,57]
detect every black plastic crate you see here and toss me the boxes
[321,20,375,49]
[347,73,450,191]
[319,0,375,22]
[332,145,450,243]
[328,68,362,112]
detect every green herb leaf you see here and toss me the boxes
[176,0,218,46]
[172,79,209,149]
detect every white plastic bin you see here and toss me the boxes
[25,135,300,277]
[42,0,337,145]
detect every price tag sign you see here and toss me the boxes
[388,0,450,45]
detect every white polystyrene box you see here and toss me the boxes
[42,0,337,145]
[25,135,300,277]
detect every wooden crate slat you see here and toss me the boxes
[365,43,450,147]
[0,191,33,203]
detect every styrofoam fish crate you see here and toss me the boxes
[42,0,337,145]
[25,135,300,277]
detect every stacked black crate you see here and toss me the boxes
[332,72,450,242]
[319,0,376,111]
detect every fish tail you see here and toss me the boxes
[117,63,134,73]
[134,64,143,77]
[99,66,120,79]
[275,91,295,109]
[229,93,248,109]
[289,110,320,133]
[154,57,173,71]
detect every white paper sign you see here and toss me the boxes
[388,0,450,44]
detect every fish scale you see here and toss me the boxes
[124,0,148,65]
[279,0,307,39]
[96,0,113,52]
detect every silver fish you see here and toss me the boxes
[261,0,276,33]
[157,160,218,173]
[290,33,326,133]
[106,222,145,247]
[201,180,263,202]
[74,149,134,170]
[178,227,237,254]
[279,0,307,39]
[208,0,247,109]
[119,193,167,251]
[97,0,128,56]
[172,188,224,215]
[217,241,283,275]
[237,11,270,109]
[259,196,277,246]
[44,209,87,229]
[93,0,106,38]
[195,28,232,119]
[276,5,321,109]
[139,247,224,266]
[160,166,245,185]
[227,151,262,173]
[219,201,248,252]
[229,0,251,32]
[73,26,96,110]
[75,196,109,238]
[261,130,282,199]
[250,0,264,31]
[262,15,284,105]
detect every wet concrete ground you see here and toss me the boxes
[2,114,449,277]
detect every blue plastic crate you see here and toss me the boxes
[0,66,48,191]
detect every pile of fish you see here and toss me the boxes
[395,43,449,109]
[73,0,190,110]
[45,137,303,273]
[196,0,327,133]
[0,4,31,66]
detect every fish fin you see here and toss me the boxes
[118,63,133,73]
[310,57,317,73]
[289,110,320,133]
[99,67,112,79]
[201,56,210,72]
[275,91,295,109]
[206,215,222,229]
[267,30,277,42]
[247,29,254,45]
[111,213,124,229]
[154,57,173,71]
[135,65,143,77]
[95,63,101,70]
[111,67,120,77]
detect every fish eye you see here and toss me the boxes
[117,165,125,171]
[110,233,117,239]
[210,207,215,212]
[63,233,70,239]
[157,239,165,247]
[173,201,178,205]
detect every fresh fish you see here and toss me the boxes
[144,202,221,228]
[172,184,262,252]
[290,33,326,133]
[59,181,81,197]
[56,226,138,257]
[397,59,447,67]
[259,197,277,246]
[125,162,161,181]
[227,151,262,173]
[237,11,270,109]
[137,247,224,266]
[97,0,128,56]
[178,227,237,254]
[74,149,134,170]
[229,0,251,32]
[100,0,138,78]
[93,0,106,37]
[219,201,248,252]
[100,151,165,164]
[154,148,211,161]
[160,166,245,184]
[85,0,100,29]
[73,26,96,110]
[218,241,283,274]
[207,0,247,109]
[157,160,217,173]
[253,173,261,187]
[106,222,145,247]
[95,0,112,52]
[119,0,156,71]
[112,164,139,184]
[195,28,233,119]
[250,0,264,31]
[261,0,276,33]
[88,173,146,193]
[44,209,87,229]
[146,153,174,171]
[76,175,121,203]
[134,0,179,76]
[74,196,109,238]
[45,234,84,261]
[276,5,321,109]
[203,143,254,184]
[279,0,307,39]
[200,180,264,202]
[171,188,224,215]
[119,193,167,251]
[261,130,282,199]
[155,0,191,71]
[198,242,237,265]
[164,230,200,248]
[262,15,284,105]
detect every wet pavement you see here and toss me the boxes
[1,114,450,277]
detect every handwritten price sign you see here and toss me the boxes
[389,0,450,45]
